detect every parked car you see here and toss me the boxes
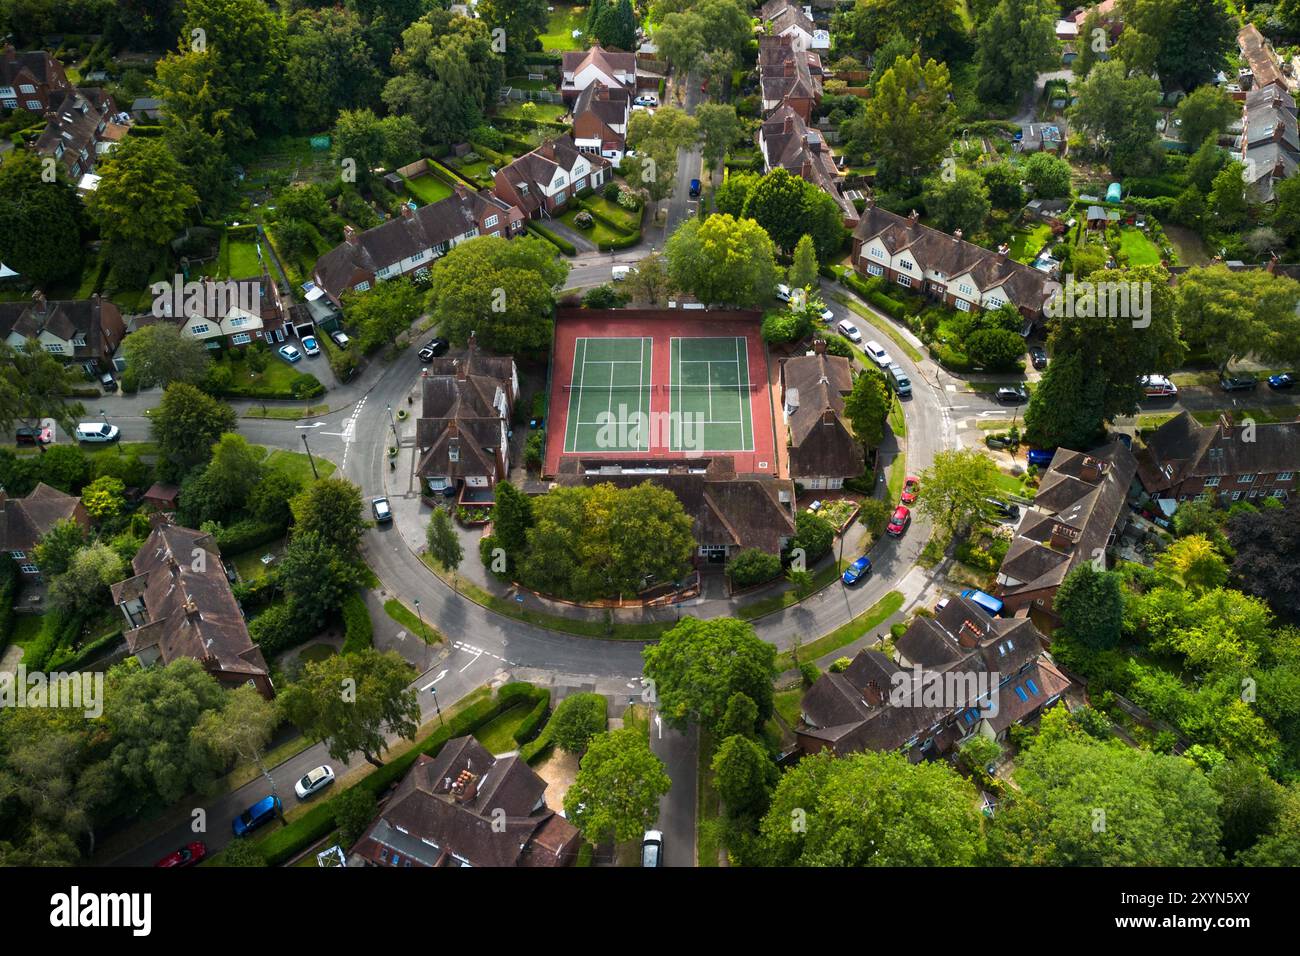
[961,588,1004,616]
[863,340,892,367]
[1267,372,1295,390]
[75,422,119,443]
[901,476,920,504]
[985,434,1014,450]
[641,829,663,867]
[232,794,282,836]
[887,505,911,537]
[689,178,701,198]
[842,555,872,585]
[775,283,791,302]
[1219,371,1258,392]
[1026,447,1055,467]
[418,338,449,362]
[887,364,911,397]
[278,344,302,363]
[155,841,207,868]
[99,371,118,392]
[995,385,1028,404]
[983,497,1020,520]
[633,93,658,107]
[294,765,336,800]
[819,305,835,323]
[15,425,52,446]
[329,330,351,349]
[300,335,320,356]
[837,319,862,344]
[1140,374,1177,398]
[371,496,392,523]
[1029,345,1048,370]
[612,265,634,281]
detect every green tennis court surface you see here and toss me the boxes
[563,337,653,452]
[670,336,754,452]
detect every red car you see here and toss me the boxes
[155,841,207,868]
[900,476,920,504]
[887,505,911,537]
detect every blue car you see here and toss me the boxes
[689,178,701,198]
[960,589,1004,617]
[1268,373,1295,390]
[1026,447,1055,467]
[842,555,872,585]
[232,794,282,837]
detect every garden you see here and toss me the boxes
[539,5,588,50]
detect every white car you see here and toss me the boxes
[641,829,663,867]
[819,305,835,322]
[294,765,336,800]
[633,93,658,107]
[863,340,893,367]
[75,422,120,443]
[330,330,350,349]
[775,283,792,302]
[1140,374,1178,398]
[612,265,635,281]
[836,319,863,344]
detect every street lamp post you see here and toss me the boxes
[301,433,320,480]
[387,403,398,441]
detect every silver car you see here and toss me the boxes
[294,765,335,800]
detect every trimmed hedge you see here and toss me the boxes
[217,372,325,401]
[340,592,373,654]
[513,694,550,745]
[597,231,642,251]
[0,554,17,655]
[216,518,286,556]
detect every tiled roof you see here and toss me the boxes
[1136,411,1300,492]
[0,294,123,360]
[782,352,863,479]
[0,484,87,554]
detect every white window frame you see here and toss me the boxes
[1239,474,1256,483]
[231,333,252,345]
[867,263,884,276]
[955,298,971,312]
[1279,472,1294,481]
[20,564,39,574]
[897,274,912,288]
[1203,477,1221,487]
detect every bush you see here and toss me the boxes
[829,656,852,673]
[546,692,607,753]
[525,430,545,471]
[573,210,594,229]
[248,601,310,657]
[727,548,783,588]
[340,592,372,654]
[798,661,820,686]
[513,693,551,745]
[215,519,285,555]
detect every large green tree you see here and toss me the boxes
[1115,0,1236,92]
[284,6,382,132]
[1175,265,1300,373]
[843,367,890,450]
[1174,84,1238,150]
[1054,563,1125,649]
[0,341,87,435]
[121,323,212,390]
[149,383,238,480]
[665,214,780,308]
[1023,350,1106,449]
[477,0,549,73]
[841,53,954,187]
[563,728,671,843]
[921,168,991,235]
[0,151,85,287]
[1069,60,1162,175]
[86,137,198,250]
[974,0,1059,105]
[291,477,368,557]
[916,448,1002,534]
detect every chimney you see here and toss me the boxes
[31,289,47,313]
[957,619,983,649]
[862,679,883,706]
[821,406,836,425]
[953,228,963,241]
[450,769,479,803]
[1049,522,1081,551]
[1079,455,1102,484]
[453,180,468,199]
[454,359,468,382]
[997,243,1010,258]
[1218,412,1234,440]
[909,209,920,223]
[343,225,360,245]
[1267,252,1279,274]
[784,114,795,134]
[400,202,415,219]
[812,338,827,355]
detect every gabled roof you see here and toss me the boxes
[0,294,123,360]
[562,45,637,82]
[763,1,815,37]
[34,88,116,174]
[496,134,611,215]
[414,340,514,481]
[757,34,823,107]
[1136,411,1300,493]
[573,81,629,131]
[0,45,68,90]
[1239,24,1286,90]
[0,484,88,554]
[782,352,863,479]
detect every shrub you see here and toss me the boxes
[340,592,373,654]
[248,601,310,657]
[603,181,621,202]
[798,661,820,686]
[829,656,852,673]
[513,693,551,745]
[215,518,285,555]
[573,210,594,229]
[727,548,783,588]
[525,430,545,471]
[546,692,607,753]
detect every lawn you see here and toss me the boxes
[773,688,804,728]
[261,447,336,483]
[225,239,263,279]
[1119,227,1162,266]
[232,539,286,582]
[558,208,625,245]
[1008,224,1052,264]
[473,703,533,754]
[582,193,642,233]
[383,598,442,644]
[696,729,724,867]
[504,75,556,92]
[496,100,569,124]
[736,558,848,621]
[991,469,1033,499]
[402,173,454,205]
[774,590,905,671]
[539,6,587,50]
[242,404,329,420]
[446,156,495,186]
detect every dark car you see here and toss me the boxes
[15,425,52,446]
[371,496,392,523]
[1026,447,1055,467]
[983,497,1021,520]
[155,841,207,868]
[1219,372,1258,392]
[1029,346,1048,370]
[689,178,701,198]
[995,385,1028,404]
[418,338,449,362]
[1267,373,1295,390]
[232,794,281,837]
[985,434,1014,450]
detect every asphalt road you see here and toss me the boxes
[650,712,698,867]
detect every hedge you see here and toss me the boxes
[597,231,642,251]
[217,372,325,401]
[47,627,123,672]
[528,223,576,255]
[241,685,532,866]
[513,694,551,745]
[216,518,286,556]
[0,555,17,655]
[340,592,373,655]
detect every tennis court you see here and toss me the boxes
[669,336,755,452]
[562,336,654,453]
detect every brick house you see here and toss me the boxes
[34,88,121,180]
[1135,411,1298,507]
[139,270,289,350]
[798,595,1070,758]
[560,45,636,101]
[572,81,631,163]
[781,345,864,489]
[0,292,126,377]
[415,337,519,503]
[348,735,580,867]
[110,515,273,698]
[757,34,823,121]
[759,105,858,226]
[0,45,72,112]
[851,205,1054,326]
[492,135,612,219]
[312,183,525,307]
[759,0,827,52]
[996,440,1137,624]
[1239,83,1298,203]
[0,484,90,579]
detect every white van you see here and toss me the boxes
[836,319,862,343]
[612,265,633,281]
[1140,374,1178,398]
[75,422,120,443]
[863,340,893,367]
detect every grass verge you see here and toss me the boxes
[696,729,723,867]
[775,589,904,671]
[735,558,848,621]
[243,404,329,420]
[826,289,924,363]
[383,597,443,644]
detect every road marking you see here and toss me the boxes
[420,670,448,691]
[452,640,516,668]
[296,422,325,429]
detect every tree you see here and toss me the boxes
[283,7,382,133]
[490,481,533,574]
[48,542,125,619]
[841,54,954,187]
[841,0,965,60]
[1210,759,1287,861]
[1069,60,1162,175]
[1021,151,1073,198]
[213,840,268,867]
[1175,84,1237,149]
[974,0,1058,105]
[86,137,198,250]
[788,235,819,290]
[193,684,280,792]
[150,383,238,480]
[922,168,991,235]
[843,367,890,449]
[477,0,550,72]
[1072,9,1106,78]
[695,103,740,175]
[292,477,368,557]
[791,510,835,565]
[1023,350,1106,449]
[332,787,379,849]
[916,449,1001,534]
[1155,534,1228,593]
[427,235,569,353]
[1274,176,1300,241]
[81,476,126,524]
[339,279,426,354]
[563,728,671,843]
[1186,137,1229,193]
[712,734,778,817]
[1176,265,1300,373]
[665,214,780,308]
[0,151,85,287]
[741,168,806,254]
[758,750,985,866]
[719,692,760,739]
[958,734,1003,775]
[1054,563,1125,649]
[623,252,675,306]
[714,171,758,218]
[1227,500,1300,621]
[548,692,608,754]
[332,108,389,184]
[0,341,86,435]
[625,107,699,211]
[590,0,638,50]
[382,10,504,144]
[981,162,1024,210]
[199,433,265,518]
[426,507,464,579]
[121,323,212,389]
[1239,786,1300,867]
[278,649,419,768]
[1116,0,1236,92]
[988,716,1223,865]
[1207,160,1248,229]
[33,519,86,578]
[642,617,777,734]
[32,445,90,493]
[279,531,365,630]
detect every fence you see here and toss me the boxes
[500,86,565,105]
